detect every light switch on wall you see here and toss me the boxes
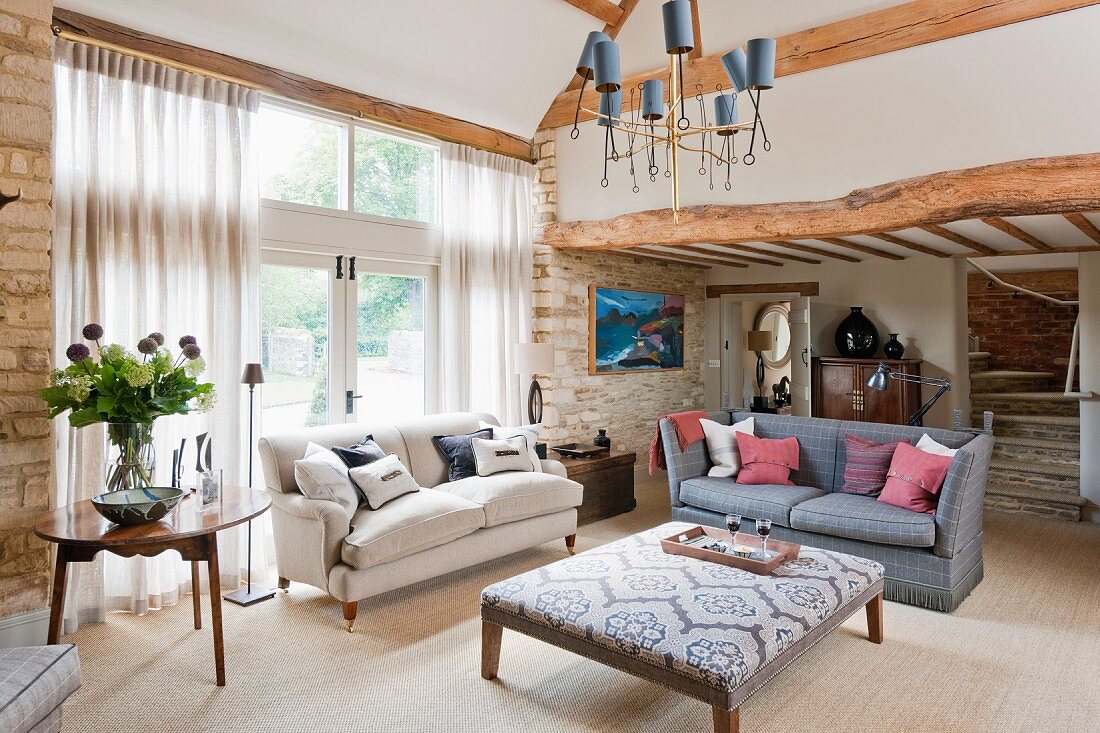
[707,359,721,368]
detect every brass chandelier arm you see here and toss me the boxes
[580,107,754,135]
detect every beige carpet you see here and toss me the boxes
[63,481,1100,732]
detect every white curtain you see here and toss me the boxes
[440,143,535,425]
[51,40,262,633]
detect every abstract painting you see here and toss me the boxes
[589,286,685,374]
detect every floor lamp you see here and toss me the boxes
[866,362,951,427]
[225,363,276,607]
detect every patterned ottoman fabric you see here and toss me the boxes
[482,522,884,694]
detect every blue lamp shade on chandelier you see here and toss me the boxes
[721,48,748,93]
[713,94,737,133]
[747,38,777,89]
[592,40,622,93]
[575,30,612,80]
[598,89,622,127]
[641,79,665,121]
[661,0,694,55]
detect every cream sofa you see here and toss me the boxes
[258,411,583,631]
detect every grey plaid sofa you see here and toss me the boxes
[661,411,994,612]
[0,644,81,733]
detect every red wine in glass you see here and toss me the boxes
[756,518,773,557]
[725,514,742,540]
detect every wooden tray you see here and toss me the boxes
[660,525,800,576]
[551,443,610,459]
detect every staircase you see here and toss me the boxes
[970,351,1086,521]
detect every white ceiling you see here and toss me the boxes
[58,0,908,138]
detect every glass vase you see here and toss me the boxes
[105,422,155,492]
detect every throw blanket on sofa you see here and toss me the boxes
[649,411,709,474]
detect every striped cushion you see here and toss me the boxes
[840,434,903,496]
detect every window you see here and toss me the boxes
[258,101,440,225]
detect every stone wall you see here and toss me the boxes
[0,0,53,621]
[531,130,706,464]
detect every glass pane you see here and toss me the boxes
[355,273,425,420]
[259,105,342,209]
[353,128,438,223]
[260,264,331,431]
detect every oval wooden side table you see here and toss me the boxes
[34,486,270,686]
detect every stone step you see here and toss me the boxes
[987,458,1080,496]
[992,436,1080,466]
[970,392,1080,417]
[968,351,992,373]
[984,483,1086,522]
[984,414,1080,442]
[969,370,1057,394]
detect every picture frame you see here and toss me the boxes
[588,285,685,375]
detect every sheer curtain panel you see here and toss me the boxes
[52,40,262,633]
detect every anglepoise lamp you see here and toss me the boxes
[225,363,276,607]
[515,343,555,425]
[867,362,951,427]
[746,330,773,409]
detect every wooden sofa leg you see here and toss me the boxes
[712,706,739,733]
[565,534,576,555]
[277,576,290,592]
[343,601,358,633]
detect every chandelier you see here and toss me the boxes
[567,0,777,221]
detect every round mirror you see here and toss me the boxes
[754,303,792,369]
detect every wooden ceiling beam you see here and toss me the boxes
[920,224,999,255]
[816,238,905,261]
[866,232,951,258]
[565,0,641,92]
[703,243,821,264]
[687,0,703,61]
[602,249,714,269]
[561,0,623,26]
[540,0,1100,129]
[766,240,860,263]
[53,8,534,161]
[1064,213,1100,245]
[980,217,1054,251]
[949,245,1100,258]
[708,282,821,298]
[674,245,784,267]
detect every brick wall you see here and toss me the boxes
[967,270,1078,376]
[0,0,53,621]
[531,130,706,462]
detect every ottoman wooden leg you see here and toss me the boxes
[481,619,503,680]
[866,592,884,644]
[712,706,739,733]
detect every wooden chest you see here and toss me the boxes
[557,450,637,526]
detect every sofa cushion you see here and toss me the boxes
[436,472,583,527]
[0,644,81,733]
[294,443,360,518]
[348,454,420,510]
[341,489,485,569]
[678,476,825,527]
[790,492,936,547]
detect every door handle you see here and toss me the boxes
[346,390,362,414]
[801,348,809,366]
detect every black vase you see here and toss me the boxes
[593,429,611,450]
[834,307,879,358]
[883,333,905,359]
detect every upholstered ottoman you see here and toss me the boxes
[480,522,884,733]
[0,644,81,733]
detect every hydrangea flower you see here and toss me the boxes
[66,375,93,402]
[66,343,90,362]
[82,323,104,341]
[137,337,159,355]
[184,355,206,377]
[182,343,201,360]
[150,349,172,373]
[148,332,165,346]
[179,335,198,348]
[194,390,217,413]
[123,363,154,388]
[49,369,65,386]
[100,344,127,362]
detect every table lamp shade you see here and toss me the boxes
[515,343,555,375]
[241,362,265,386]
[747,330,773,352]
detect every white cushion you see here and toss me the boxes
[436,471,583,527]
[479,420,542,472]
[294,443,359,518]
[701,416,755,478]
[472,435,534,477]
[916,434,959,457]
[341,489,485,569]
[349,454,420,510]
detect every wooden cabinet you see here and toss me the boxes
[558,450,637,526]
[811,357,923,425]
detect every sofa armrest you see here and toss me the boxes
[267,489,351,592]
[660,418,711,507]
[933,433,994,558]
[540,459,568,479]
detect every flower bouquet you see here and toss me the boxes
[41,324,216,491]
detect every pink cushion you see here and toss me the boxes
[841,434,905,496]
[878,442,953,514]
[735,434,799,486]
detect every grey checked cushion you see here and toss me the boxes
[790,493,936,548]
[481,522,884,694]
[678,476,825,527]
[0,645,81,733]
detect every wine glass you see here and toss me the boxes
[725,514,742,541]
[756,518,773,558]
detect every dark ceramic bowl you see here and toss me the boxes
[91,487,186,526]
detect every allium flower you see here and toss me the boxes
[182,343,201,360]
[194,390,217,413]
[82,323,104,341]
[179,335,198,348]
[66,343,91,362]
[184,355,206,377]
[137,337,158,355]
[148,332,165,346]
[123,363,154,388]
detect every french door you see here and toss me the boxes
[259,249,437,433]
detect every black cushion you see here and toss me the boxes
[432,428,493,482]
[331,435,387,469]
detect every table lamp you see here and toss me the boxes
[746,330,773,409]
[867,362,951,427]
[515,342,555,424]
